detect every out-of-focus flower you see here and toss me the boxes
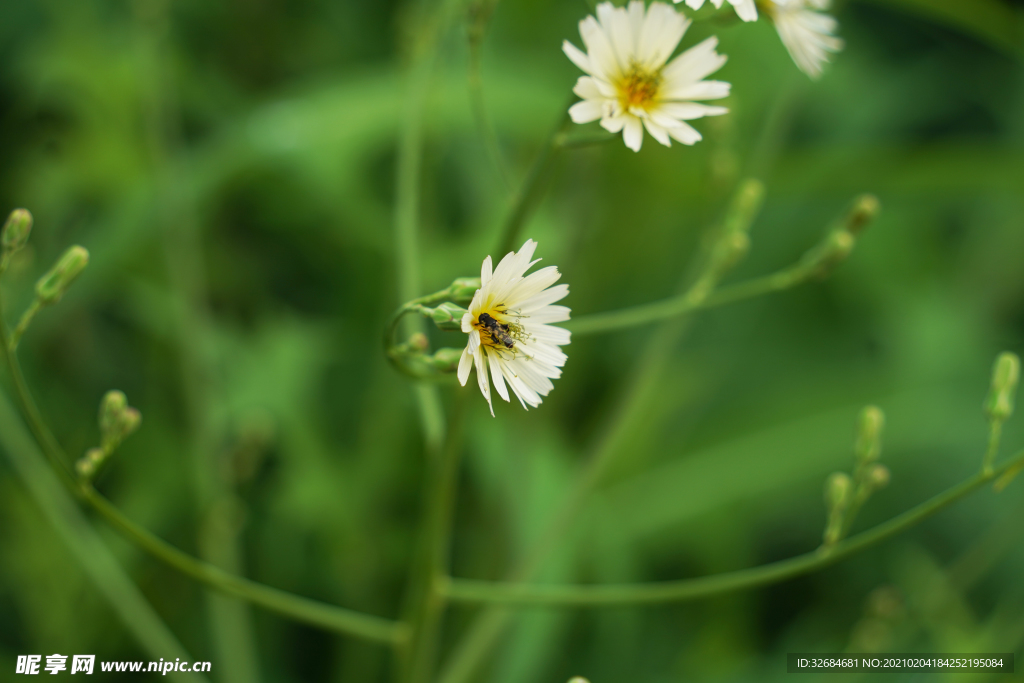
[766,0,843,79]
[458,240,570,416]
[563,1,730,152]
[676,0,757,22]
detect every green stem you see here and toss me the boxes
[0,391,211,683]
[442,449,1024,606]
[0,298,405,645]
[983,419,1003,475]
[9,298,42,351]
[468,0,510,189]
[567,192,877,337]
[83,485,405,643]
[495,108,572,256]
[398,393,468,683]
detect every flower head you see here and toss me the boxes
[458,240,570,416]
[766,0,843,79]
[676,0,757,22]
[563,1,730,152]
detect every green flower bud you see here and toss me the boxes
[35,245,89,305]
[76,447,106,480]
[985,352,1019,423]
[824,472,852,510]
[449,277,481,304]
[855,405,885,465]
[430,302,469,331]
[99,390,128,437]
[119,407,142,441]
[845,194,880,237]
[409,332,429,352]
[426,347,464,372]
[1,208,32,253]
[868,464,890,490]
[99,390,140,451]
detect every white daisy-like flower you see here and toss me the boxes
[766,0,843,79]
[458,240,570,416]
[676,0,757,22]
[563,1,731,152]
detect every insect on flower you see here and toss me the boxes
[458,240,570,416]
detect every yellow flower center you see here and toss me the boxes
[473,306,527,352]
[616,63,662,112]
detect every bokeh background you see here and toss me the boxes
[1,0,1023,681]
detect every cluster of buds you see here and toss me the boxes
[76,391,142,481]
[823,405,890,547]
[801,194,879,280]
[386,276,481,379]
[1,208,90,351]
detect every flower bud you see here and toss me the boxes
[568,678,591,683]
[119,407,142,440]
[1,208,32,254]
[99,390,141,451]
[426,347,463,372]
[449,277,481,304]
[855,405,885,465]
[845,194,880,237]
[76,447,106,480]
[824,472,852,510]
[868,464,890,490]
[99,390,128,437]
[408,332,429,352]
[35,245,89,305]
[985,352,1019,423]
[430,302,469,331]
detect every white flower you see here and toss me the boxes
[766,0,843,79]
[458,240,570,416]
[676,0,757,22]
[563,1,730,152]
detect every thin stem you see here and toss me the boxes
[567,267,804,336]
[0,300,405,645]
[442,449,1024,606]
[468,0,510,189]
[495,108,572,256]
[9,298,42,351]
[0,296,76,488]
[983,419,1003,475]
[566,189,878,337]
[0,391,211,683]
[83,485,405,644]
[398,393,468,683]
[390,2,468,682]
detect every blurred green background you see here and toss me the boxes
[1,0,1023,681]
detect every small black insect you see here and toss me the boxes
[477,312,516,349]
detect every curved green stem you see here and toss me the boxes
[83,485,405,643]
[0,296,404,645]
[442,449,1024,606]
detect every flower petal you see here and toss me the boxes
[622,115,644,152]
[475,346,493,416]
